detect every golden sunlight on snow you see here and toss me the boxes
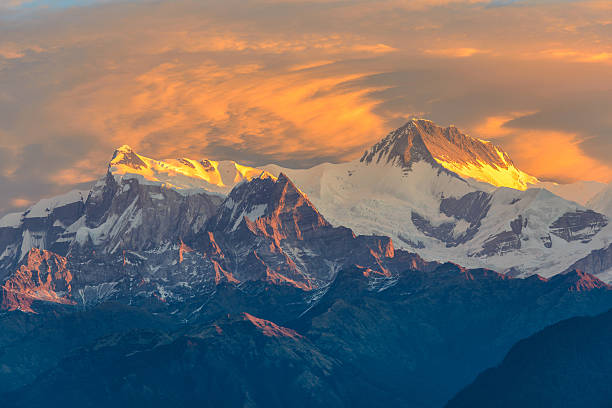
[109,145,273,193]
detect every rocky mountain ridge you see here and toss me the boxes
[4,119,612,283]
[361,119,538,190]
[2,124,612,407]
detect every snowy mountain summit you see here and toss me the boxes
[265,119,612,279]
[2,118,612,285]
[109,144,272,194]
[361,119,538,190]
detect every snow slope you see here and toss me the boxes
[110,145,271,194]
[3,120,611,282]
[587,182,612,216]
[264,122,612,280]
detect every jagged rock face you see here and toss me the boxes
[1,248,75,313]
[0,173,432,312]
[564,242,612,278]
[476,215,528,257]
[269,124,612,278]
[0,160,223,310]
[0,225,21,273]
[440,191,492,225]
[110,145,148,169]
[0,191,86,272]
[477,230,522,256]
[75,172,222,254]
[549,210,607,242]
[555,269,611,291]
[0,170,222,276]
[359,119,537,189]
[195,173,429,289]
[207,173,330,239]
[411,191,493,247]
[360,120,442,170]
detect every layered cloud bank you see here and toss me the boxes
[1,0,612,213]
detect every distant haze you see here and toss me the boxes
[1,0,612,214]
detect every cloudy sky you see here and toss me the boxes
[1,0,611,214]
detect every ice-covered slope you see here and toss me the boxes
[265,120,612,279]
[0,145,273,268]
[535,180,606,206]
[0,190,87,266]
[359,119,606,206]
[587,182,612,216]
[110,145,271,194]
[0,148,232,273]
[2,121,610,282]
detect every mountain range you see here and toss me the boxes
[1,118,612,407]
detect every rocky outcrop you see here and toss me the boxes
[477,231,522,256]
[75,172,222,254]
[476,216,528,257]
[549,210,607,242]
[0,191,86,270]
[440,191,492,225]
[552,269,611,292]
[0,173,432,312]
[412,191,493,247]
[360,120,443,170]
[564,242,612,277]
[195,173,429,289]
[1,248,75,313]
[411,211,459,246]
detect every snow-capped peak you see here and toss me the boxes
[107,145,273,194]
[361,119,538,190]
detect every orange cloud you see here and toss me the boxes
[539,49,612,63]
[424,48,490,58]
[505,130,612,183]
[288,60,336,72]
[0,42,43,59]
[472,114,612,183]
[3,0,612,216]
[472,112,536,139]
[10,198,32,208]
[45,58,387,177]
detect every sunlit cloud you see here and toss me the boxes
[424,48,491,58]
[472,112,535,139]
[51,61,387,166]
[539,49,612,63]
[471,113,612,183]
[288,60,336,72]
[10,198,32,208]
[1,0,612,214]
[0,42,43,59]
[502,130,612,183]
